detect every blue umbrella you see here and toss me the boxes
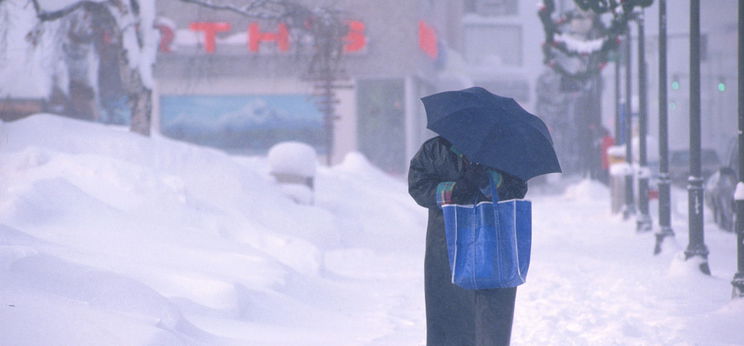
[421,87,561,181]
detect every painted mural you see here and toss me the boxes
[159,95,325,154]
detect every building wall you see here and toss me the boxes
[153,0,461,171]
[460,1,545,113]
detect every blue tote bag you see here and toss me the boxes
[441,180,532,289]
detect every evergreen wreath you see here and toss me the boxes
[538,0,653,80]
[573,0,652,14]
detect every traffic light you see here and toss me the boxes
[671,74,680,90]
[717,77,726,92]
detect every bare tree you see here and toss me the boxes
[28,0,158,135]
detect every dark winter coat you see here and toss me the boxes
[408,136,528,346]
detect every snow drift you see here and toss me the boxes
[1,114,743,345]
[0,114,426,345]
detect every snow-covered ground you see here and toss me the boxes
[519,182,744,345]
[1,114,742,345]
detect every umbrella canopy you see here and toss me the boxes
[421,87,561,181]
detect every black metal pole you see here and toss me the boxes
[655,0,675,254]
[732,0,744,298]
[615,50,622,141]
[624,31,636,220]
[685,0,710,275]
[324,79,335,166]
[637,10,652,232]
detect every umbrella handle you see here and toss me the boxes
[489,175,501,202]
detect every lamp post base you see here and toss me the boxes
[623,204,636,220]
[732,272,744,299]
[636,213,653,233]
[684,246,711,275]
[653,226,675,255]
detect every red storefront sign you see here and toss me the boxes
[161,20,437,59]
[188,22,231,53]
[248,23,289,52]
[182,21,366,54]
[418,21,438,59]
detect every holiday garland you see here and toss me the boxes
[538,0,653,80]
[573,0,652,14]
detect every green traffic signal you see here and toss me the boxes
[671,80,680,90]
[717,81,726,92]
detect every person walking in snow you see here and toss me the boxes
[408,136,528,345]
[409,87,560,345]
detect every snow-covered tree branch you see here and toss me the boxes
[30,0,103,21]
[178,0,299,19]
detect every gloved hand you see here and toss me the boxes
[451,179,476,203]
[451,164,487,203]
[462,163,490,189]
[499,176,528,199]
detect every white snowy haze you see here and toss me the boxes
[1,0,743,345]
[0,114,742,345]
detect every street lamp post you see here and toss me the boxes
[655,0,674,254]
[615,49,622,141]
[685,0,710,275]
[636,9,652,232]
[732,0,744,298]
[624,31,637,220]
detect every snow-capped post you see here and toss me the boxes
[636,9,652,233]
[268,142,317,205]
[608,146,630,214]
[732,0,744,298]
[685,0,711,275]
[655,0,675,255]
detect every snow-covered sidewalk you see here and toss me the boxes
[1,115,742,345]
[516,182,743,345]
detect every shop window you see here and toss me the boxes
[464,24,522,66]
[478,80,530,103]
[159,94,325,155]
[464,0,518,16]
[356,79,406,174]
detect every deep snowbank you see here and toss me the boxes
[518,179,744,345]
[0,114,426,345]
[2,115,743,345]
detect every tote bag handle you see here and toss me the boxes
[488,173,501,203]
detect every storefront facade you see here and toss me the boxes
[154,0,463,174]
